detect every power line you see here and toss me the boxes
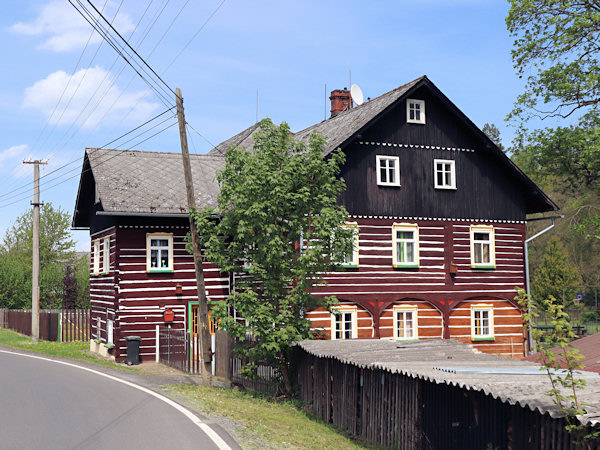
[162,0,227,75]
[0,107,175,203]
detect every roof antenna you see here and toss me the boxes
[324,83,327,120]
[349,69,352,108]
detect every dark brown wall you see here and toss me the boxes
[339,86,526,220]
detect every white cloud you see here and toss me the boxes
[23,67,160,129]
[11,0,135,52]
[0,145,28,168]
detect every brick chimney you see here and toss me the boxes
[330,88,352,117]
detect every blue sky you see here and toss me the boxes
[0,0,543,250]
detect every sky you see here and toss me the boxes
[0,0,542,250]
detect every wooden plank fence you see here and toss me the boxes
[0,309,90,342]
[295,347,600,449]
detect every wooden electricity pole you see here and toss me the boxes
[175,88,212,376]
[24,160,47,342]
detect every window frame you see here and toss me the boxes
[434,159,456,190]
[102,237,110,274]
[392,223,420,268]
[330,305,358,340]
[470,225,496,269]
[470,304,495,341]
[376,155,401,187]
[406,99,426,124]
[92,239,100,275]
[393,305,419,340]
[146,233,174,273]
[340,222,359,268]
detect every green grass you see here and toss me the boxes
[0,328,137,371]
[165,384,368,450]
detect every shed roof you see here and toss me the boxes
[524,332,600,374]
[84,148,224,214]
[296,339,600,426]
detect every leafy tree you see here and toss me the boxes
[0,203,78,309]
[507,1,600,120]
[62,265,78,309]
[74,253,90,308]
[532,238,582,307]
[482,123,505,152]
[192,119,353,395]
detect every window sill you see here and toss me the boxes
[471,265,495,270]
[92,272,109,277]
[340,264,359,270]
[395,338,419,342]
[407,120,426,125]
[472,337,495,341]
[147,269,174,274]
[394,264,419,269]
[377,183,401,188]
[434,186,457,190]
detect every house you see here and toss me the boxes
[73,75,557,362]
[524,331,600,373]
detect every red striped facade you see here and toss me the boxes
[89,216,526,361]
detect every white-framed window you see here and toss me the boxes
[470,225,495,269]
[407,99,425,124]
[434,159,456,190]
[393,305,419,340]
[102,237,110,273]
[376,155,401,187]
[471,305,494,340]
[92,239,100,275]
[331,306,357,340]
[340,222,359,268]
[146,233,174,272]
[392,223,419,268]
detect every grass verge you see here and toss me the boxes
[165,384,368,449]
[0,328,137,371]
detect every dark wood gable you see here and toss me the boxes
[338,83,550,221]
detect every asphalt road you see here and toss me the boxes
[0,350,234,450]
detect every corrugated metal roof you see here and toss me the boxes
[296,339,600,426]
[87,148,225,214]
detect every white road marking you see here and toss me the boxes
[0,349,231,450]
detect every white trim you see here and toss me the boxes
[434,159,456,190]
[146,233,174,272]
[330,305,358,340]
[393,305,419,340]
[392,223,420,267]
[376,155,401,187]
[470,304,495,339]
[406,99,425,124]
[92,240,100,275]
[470,225,496,268]
[359,141,475,153]
[340,222,359,267]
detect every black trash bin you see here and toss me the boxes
[125,336,142,365]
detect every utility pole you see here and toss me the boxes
[175,88,212,376]
[23,160,47,342]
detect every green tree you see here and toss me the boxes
[507,1,600,121]
[0,203,77,309]
[482,123,505,152]
[532,238,582,307]
[192,119,353,395]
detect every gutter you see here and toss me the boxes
[524,214,564,355]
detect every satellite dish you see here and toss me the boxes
[351,84,364,106]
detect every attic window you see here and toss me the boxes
[376,155,401,187]
[407,99,425,124]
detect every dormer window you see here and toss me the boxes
[407,99,425,124]
[376,155,400,187]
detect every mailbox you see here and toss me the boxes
[164,309,175,323]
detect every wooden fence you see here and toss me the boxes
[157,327,277,392]
[295,347,600,449]
[0,309,90,342]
